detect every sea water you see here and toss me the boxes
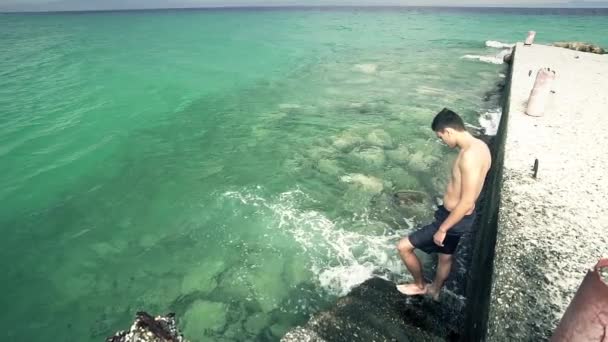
[1,7,607,341]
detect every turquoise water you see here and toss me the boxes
[1,8,607,342]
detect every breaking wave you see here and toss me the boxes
[223,187,412,296]
[485,40,515,49]
[461,54,504,65]
[479,108,503,136]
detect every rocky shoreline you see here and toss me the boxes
[281,277,458,342]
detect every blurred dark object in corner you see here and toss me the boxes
[106,312,188,342]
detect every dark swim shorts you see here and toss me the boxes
[408,205,475,255]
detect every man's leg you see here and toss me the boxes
[396,237,427,295]
[427,253,453,301]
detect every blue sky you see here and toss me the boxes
[1,0,608,11]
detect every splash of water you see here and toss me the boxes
[223,187,411,296]
[485,40,515,49]
[479,108,503,136]
[462,47,512,65]
[461,54,505,65]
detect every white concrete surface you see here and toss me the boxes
[488,42,608,340]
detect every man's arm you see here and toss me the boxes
[434,153,480,246]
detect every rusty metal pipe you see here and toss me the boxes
[551,259,608,342]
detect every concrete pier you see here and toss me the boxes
[487,43,608,340]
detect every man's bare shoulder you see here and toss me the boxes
[460,139,491,167]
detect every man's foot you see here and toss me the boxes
[396,283,427,296]
[425,283,441,301]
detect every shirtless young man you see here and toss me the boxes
[396,108,491,300]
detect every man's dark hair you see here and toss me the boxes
[431,108,466,132]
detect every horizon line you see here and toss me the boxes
[2,4,608,14]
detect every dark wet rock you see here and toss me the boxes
[381,189,434,228]
[482,78,506,103]
[553,42,605,54]
[106,312,188,342]
[282,277,461,342]
[392,190,428,207]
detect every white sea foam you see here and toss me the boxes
[462,48,512,65]
[496,48,512,59]
[461,54,504,65]
[223,187,408,296]
[485,40,515,49]
[479,108,503,136]
[278,103,301,110]
[353,63,378,74]
[318,264,375,296]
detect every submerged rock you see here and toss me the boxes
[385,168,421,190]
[182,300,228,337]
[245,312,271,335]
[332,131,363,152]
[106,312,188,342]
[385,145,411,165]
[315,158,343,176]
[366,129,394,148]
[180,260,224,296]
[351,147,386,167]
[249,257,290,313]
[407,151,434,172]
[389,188,434,225]
[393,190,429,207]
[340,173,384,194]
